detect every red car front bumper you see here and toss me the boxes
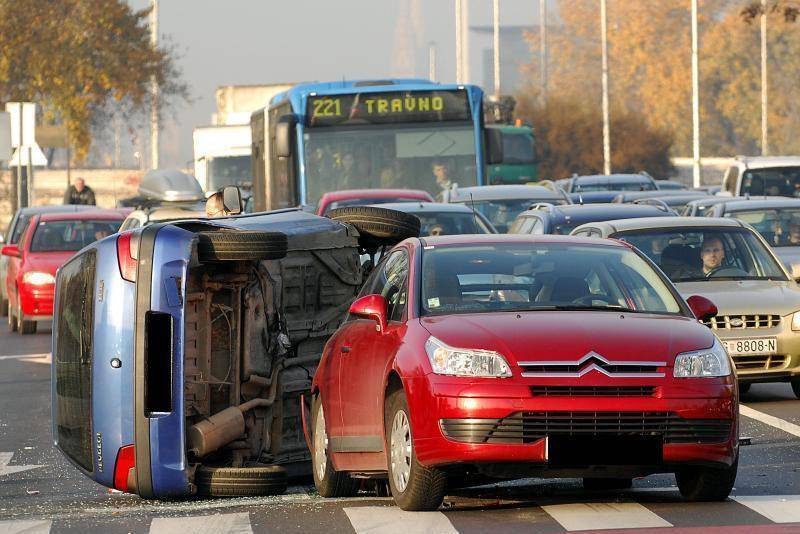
[18,283,55,318]
[405,375,738,472]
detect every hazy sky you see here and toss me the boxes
[126,0,541,167]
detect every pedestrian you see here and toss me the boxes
[63,177,96,205]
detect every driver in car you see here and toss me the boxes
[700,236,726,276]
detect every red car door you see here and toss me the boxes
[338,250,409,448]
[5,217,34,312]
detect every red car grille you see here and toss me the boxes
[440,411,732,445]
[530,386,655,397]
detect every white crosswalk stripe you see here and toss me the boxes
[344,506,459,534]
[733,495,800,524]
[149,512,253,534]
[541,501,673,531]
[0,520,51,534]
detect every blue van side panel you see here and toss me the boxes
[147,226,193,497]
[91,237,136,487]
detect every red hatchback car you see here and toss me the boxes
[2,210,125,334]
[309,235,738,510]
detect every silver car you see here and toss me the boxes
[572,216,800,397]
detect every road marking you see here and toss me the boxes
[0,520,51,533]
[733,495,800,524]
[149,512,252,534]
[541,502,672,531]
[0,452,43,477]
[0,353,49,362]
[740,404,800,439]
[344,506,458,534]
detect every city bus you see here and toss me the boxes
[250,79,502,212]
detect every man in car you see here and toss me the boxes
[700,236,726,276]
[432,160,453,191]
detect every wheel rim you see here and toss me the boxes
[390,410,412,493]
[313,404,328,481]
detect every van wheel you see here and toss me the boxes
[311,396,360,498]
[738,383,751,396]
[328,207,420,249]
[195,465,288,497]
[197,231,288,262]
[676,456,737,501]
[385,388,446,511]
[19,318,36,335]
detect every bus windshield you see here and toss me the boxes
[303,123,478,205]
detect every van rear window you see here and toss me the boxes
[54,250,96,472]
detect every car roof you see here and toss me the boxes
[572,174,652,183]
[721,198,800,211]
[16,205,100,216]
[685,197,731,207]
[614,190,707,201]
[523,202,670,219]
[38,209,127,222]
[736,155,800,169]
[418,233,627,248]
[580,216,746,234]
[320,189,433,202]
[449,185,563,201]
[372,201,477,213]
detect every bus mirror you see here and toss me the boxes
[276,115,297,158]
[485,128,504,165]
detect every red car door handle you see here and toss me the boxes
[341,345,351,353]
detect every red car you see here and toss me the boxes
[2,210,125,334]
[309,234,738,510]
[316,188,434,216]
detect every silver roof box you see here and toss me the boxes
[138,169,205,202]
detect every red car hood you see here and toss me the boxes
[23,251,75,276]
[419,311,714,364]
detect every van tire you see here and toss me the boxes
[197,231,288,262]
[328,207,420,248]
[195,465,288,497]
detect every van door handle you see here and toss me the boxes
[341,345,351,354]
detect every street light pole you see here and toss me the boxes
[150,0,159,170]
[760,0,769,155]
[539,0,547,105]
[600,0,611,175]
[462,0,470,83]
[428,42,438,82]
[493,0,500,97]
[691,0,702,187]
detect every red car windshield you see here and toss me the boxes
[420,243,682,316]
[30,220,122,252]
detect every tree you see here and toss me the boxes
[0,0,187,161]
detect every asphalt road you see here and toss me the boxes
[1,318,799,533]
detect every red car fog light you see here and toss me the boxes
[113,445,135,492]
[116,231,140,282]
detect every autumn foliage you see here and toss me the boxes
[516,95,674,180]
[0,0,186,161]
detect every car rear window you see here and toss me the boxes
[54,250,96,472]
[31,220,122,252]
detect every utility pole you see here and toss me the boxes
[760,0,769,155]
[150,0,159,170]
[428,42,438,82]
[462,0,470,83]
[691,0,701,187]
[455,0,463,84]
[600,0,611,175]
[493,0,500,97]
[539,0,548,105]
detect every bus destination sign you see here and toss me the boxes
[306,90,471,127]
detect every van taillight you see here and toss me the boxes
[113,445,135,492]
[116,231,139,282]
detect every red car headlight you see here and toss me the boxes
[23,271,56,286]
[425,336,512,378]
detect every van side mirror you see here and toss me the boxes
[349,294,388,333]
[687,295,718,322]
[485,128,504,165]
[1,244,20,258]
[221,186,243,215]
[275,114,297,158]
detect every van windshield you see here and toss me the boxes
[741,167,800,197]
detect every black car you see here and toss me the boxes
[508,202,675,235]
[559,173,658,204]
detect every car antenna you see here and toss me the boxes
[468,192,480,231]
[578,193,584,205]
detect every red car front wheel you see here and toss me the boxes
[384,388,446,511]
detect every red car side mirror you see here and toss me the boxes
[349,294,388,333]
[687,295,718,322]
[1,244,20,258]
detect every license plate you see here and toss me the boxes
[723,338,777,356]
